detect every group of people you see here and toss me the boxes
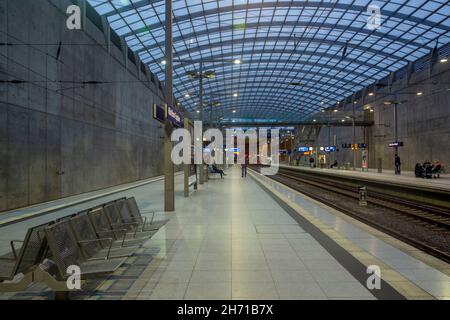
[415,160,443,179]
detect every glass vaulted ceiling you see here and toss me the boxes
[88,0,450,122]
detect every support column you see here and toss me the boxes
[164,0,175,212]
[352,102,356,171]
[199,62,205,185]
[184,117,190,198]
[314,127,319,168]
[394,102,399,172]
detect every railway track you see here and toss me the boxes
[251,166,450,263]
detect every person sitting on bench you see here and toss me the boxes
[211,164,226,179]
[330,160,338,169]
[432,161,443,179]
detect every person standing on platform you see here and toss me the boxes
[242,154,249,178]
[309,157,315,168]
[395,154,401,175]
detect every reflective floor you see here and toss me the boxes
[120,168,376,300]
[1,167,449,300]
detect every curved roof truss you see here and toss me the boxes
[88,0,450,122]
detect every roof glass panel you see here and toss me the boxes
[88,0,450,122]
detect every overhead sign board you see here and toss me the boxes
[298,147,309,152]
[153,103,165,123]
[389,141,404,147]
[342,143,367,149]
[167,105,182,127]
[153,103,183,127]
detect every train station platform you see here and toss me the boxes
[1,167,449,300]
[280,165,450,192]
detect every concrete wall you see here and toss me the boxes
[0,0,169,211]
[312,58,450,171]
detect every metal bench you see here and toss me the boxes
[88,207,147,247]
[208,166,221,178]
[117,199,159,233]
[44,220,127,280]
[0,222,49,282]
[69,212,139,259]
[0,222,70,293]
[126,197,170,230]
[103,203,154,240]
[188,175,197,188]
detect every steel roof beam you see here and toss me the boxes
[104,1,449,32]
[219,120,374,128]
[137,36,404,61]
[124,21,425,49]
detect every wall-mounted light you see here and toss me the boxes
[416,92,423,96]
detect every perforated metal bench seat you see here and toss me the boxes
[45,221,128,280]
[88,207,153,247]
[126,197,170,231]
[78,257,127,277]
[0,222,49,282]
[144,219,169,229]
[92,246,141,260]
[70,212,139,259]
[0,257,16,281]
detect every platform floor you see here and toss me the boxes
[281,165,450,191]
[1,167,449,300]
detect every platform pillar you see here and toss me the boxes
[164,0,175,211]
[184,117,190,198]
[199,62,205,185]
